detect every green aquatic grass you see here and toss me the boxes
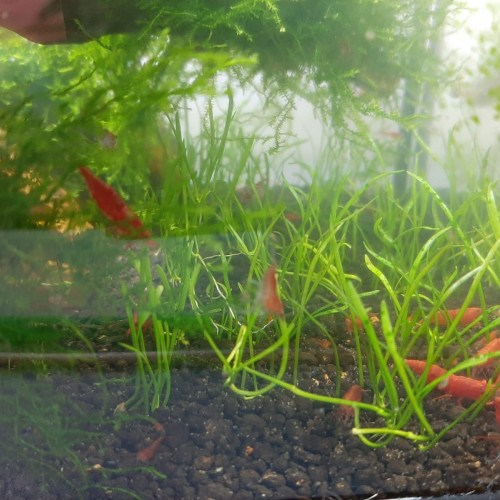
[344,173,500,445]
[110,121,500,448]
[121,240,200,412]
[4,10,500,500]
[202,163,500,447]
[1,4,499,450]
[0,358,168,499]
[4,90,500,446]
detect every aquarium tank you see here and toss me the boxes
[2,0,500,498]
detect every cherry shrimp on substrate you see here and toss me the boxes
[405,359,490,401]
[339,384,362,423]
[407,307,483,327]
[405,359,500,426]
[429,307,483,327]
[472,332,500,378]
[137,436,165,462]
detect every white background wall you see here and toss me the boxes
[185,1,500,188]
[427,0,500,187]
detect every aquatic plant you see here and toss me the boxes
[0,371,105,498]
[186,150,496,441]
[0,0,455,235]
[121,242,198,413]
[2,0,499,455]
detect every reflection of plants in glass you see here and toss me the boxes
[0,375,100,497]
[0,368,167,498]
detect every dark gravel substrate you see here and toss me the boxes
[2,345,500,500]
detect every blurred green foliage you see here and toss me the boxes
[0,0,452,232]
[151,0,450,97]
[477,3,500,117]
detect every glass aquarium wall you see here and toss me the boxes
[1,1,500,499]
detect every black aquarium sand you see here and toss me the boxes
[1,348,500,500]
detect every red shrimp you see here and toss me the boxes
[126,311,153,336]
[474,335,500,361]
[152,421,165,433]
[137,436,165,462]
[79,166,156,247]
[339,384,362,422]
[473,334,500,377]
[310,338,332,349]
[431,307,482,327]
[345,317,363,334]
[405,359,488,401]
[406,359,500,426]
[260,264,284,316]
[284,212,301,222]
